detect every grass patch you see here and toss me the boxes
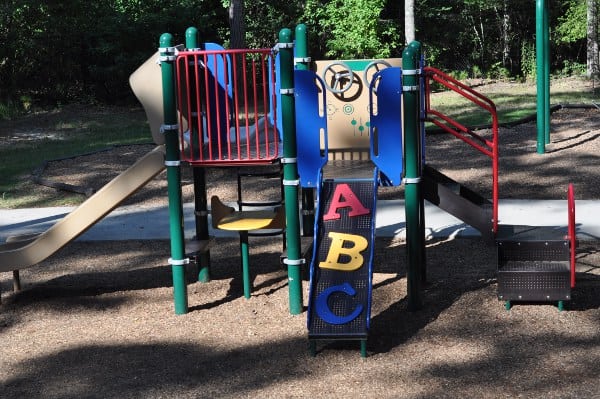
[0,105,152,207]
[427,76,599,127]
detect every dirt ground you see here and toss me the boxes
[1,95,599,397]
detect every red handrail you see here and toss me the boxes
[424,66,499,234]
[568,183,576,288]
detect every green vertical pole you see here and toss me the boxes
[160,33,188,314]
[185,27,211,283]
[536,0,546,154]
[543,1,551,145]
[403,41,424,311]
[416,46,427,285]
[240,232,251,299]
[295,24,315,238]
[279,28,303,315]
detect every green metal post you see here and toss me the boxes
[240,231,251,299]
[417,46,427,286]
[160,33,188,314]
[543,2,551,145]
[403,41,424,311]
[279,28,303,315]
[536,0,547,154]
[295,24,315,238]
[185,27,212,283]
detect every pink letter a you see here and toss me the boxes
[322,183,370,221]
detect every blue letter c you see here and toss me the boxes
[315,282,363,325]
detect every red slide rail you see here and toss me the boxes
[175,48,279,166]
[424,66,499,233]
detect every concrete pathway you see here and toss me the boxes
[1,199,598,242]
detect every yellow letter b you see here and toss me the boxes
[319,232,368,272]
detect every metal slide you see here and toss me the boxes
[0,145,165,272]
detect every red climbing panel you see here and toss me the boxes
[175,47,280,166]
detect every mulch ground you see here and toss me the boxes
[1,103,599,398]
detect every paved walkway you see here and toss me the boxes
[1,199,598,242]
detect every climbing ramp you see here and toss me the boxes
[307,171,378,351]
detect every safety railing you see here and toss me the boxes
[175,48,280,166]
[424,66,499,233]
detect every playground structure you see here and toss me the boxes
[0,23,578,356]
[155,25,577,354]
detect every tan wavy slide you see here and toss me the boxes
[0,51,168,273]
[0,145,165,272]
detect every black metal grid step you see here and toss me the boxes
[497,234,571,302]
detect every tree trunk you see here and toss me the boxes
[405,0,415,44]
[500,1,511,69]
[588,0,599,78]
[229,0,245,49]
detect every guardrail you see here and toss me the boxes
[424,66,499,233]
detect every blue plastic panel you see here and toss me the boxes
[204,43,230,145]
[369,67,403,186]
[294,70,328,188]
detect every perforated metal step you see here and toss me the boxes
[497,227,571,302]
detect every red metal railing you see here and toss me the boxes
[424,66,499,233]
[175,48,279,166]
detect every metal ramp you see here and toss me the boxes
[422,164,494,241]
[307,173,378,357]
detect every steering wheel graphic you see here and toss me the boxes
[363,60,393,89]
[321,61,355,94]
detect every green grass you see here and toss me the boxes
[427,76,599,128]
[0,106,152,206]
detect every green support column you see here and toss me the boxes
[240,231,251,299]
[536,0,550,153]
[185,27,211,283]
[279,28,304,315]
[295,24,315,237]
[160,33,188,314]
[543,2,551,145]
[403,41,424,311]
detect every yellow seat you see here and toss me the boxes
[211,196,285,298]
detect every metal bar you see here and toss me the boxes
[536,0,546,153]
[279,27,303,315]
[424,66,499,233]
[160,32,188,314]
[232,53,242,160]
[403,41,424,311]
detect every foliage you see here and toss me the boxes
[0,0,596,106]
[302,0,400,59]
[520,42,537,81]
[0,0,227,105]
[555,0,587,44]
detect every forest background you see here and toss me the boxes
[0,0,598,113]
